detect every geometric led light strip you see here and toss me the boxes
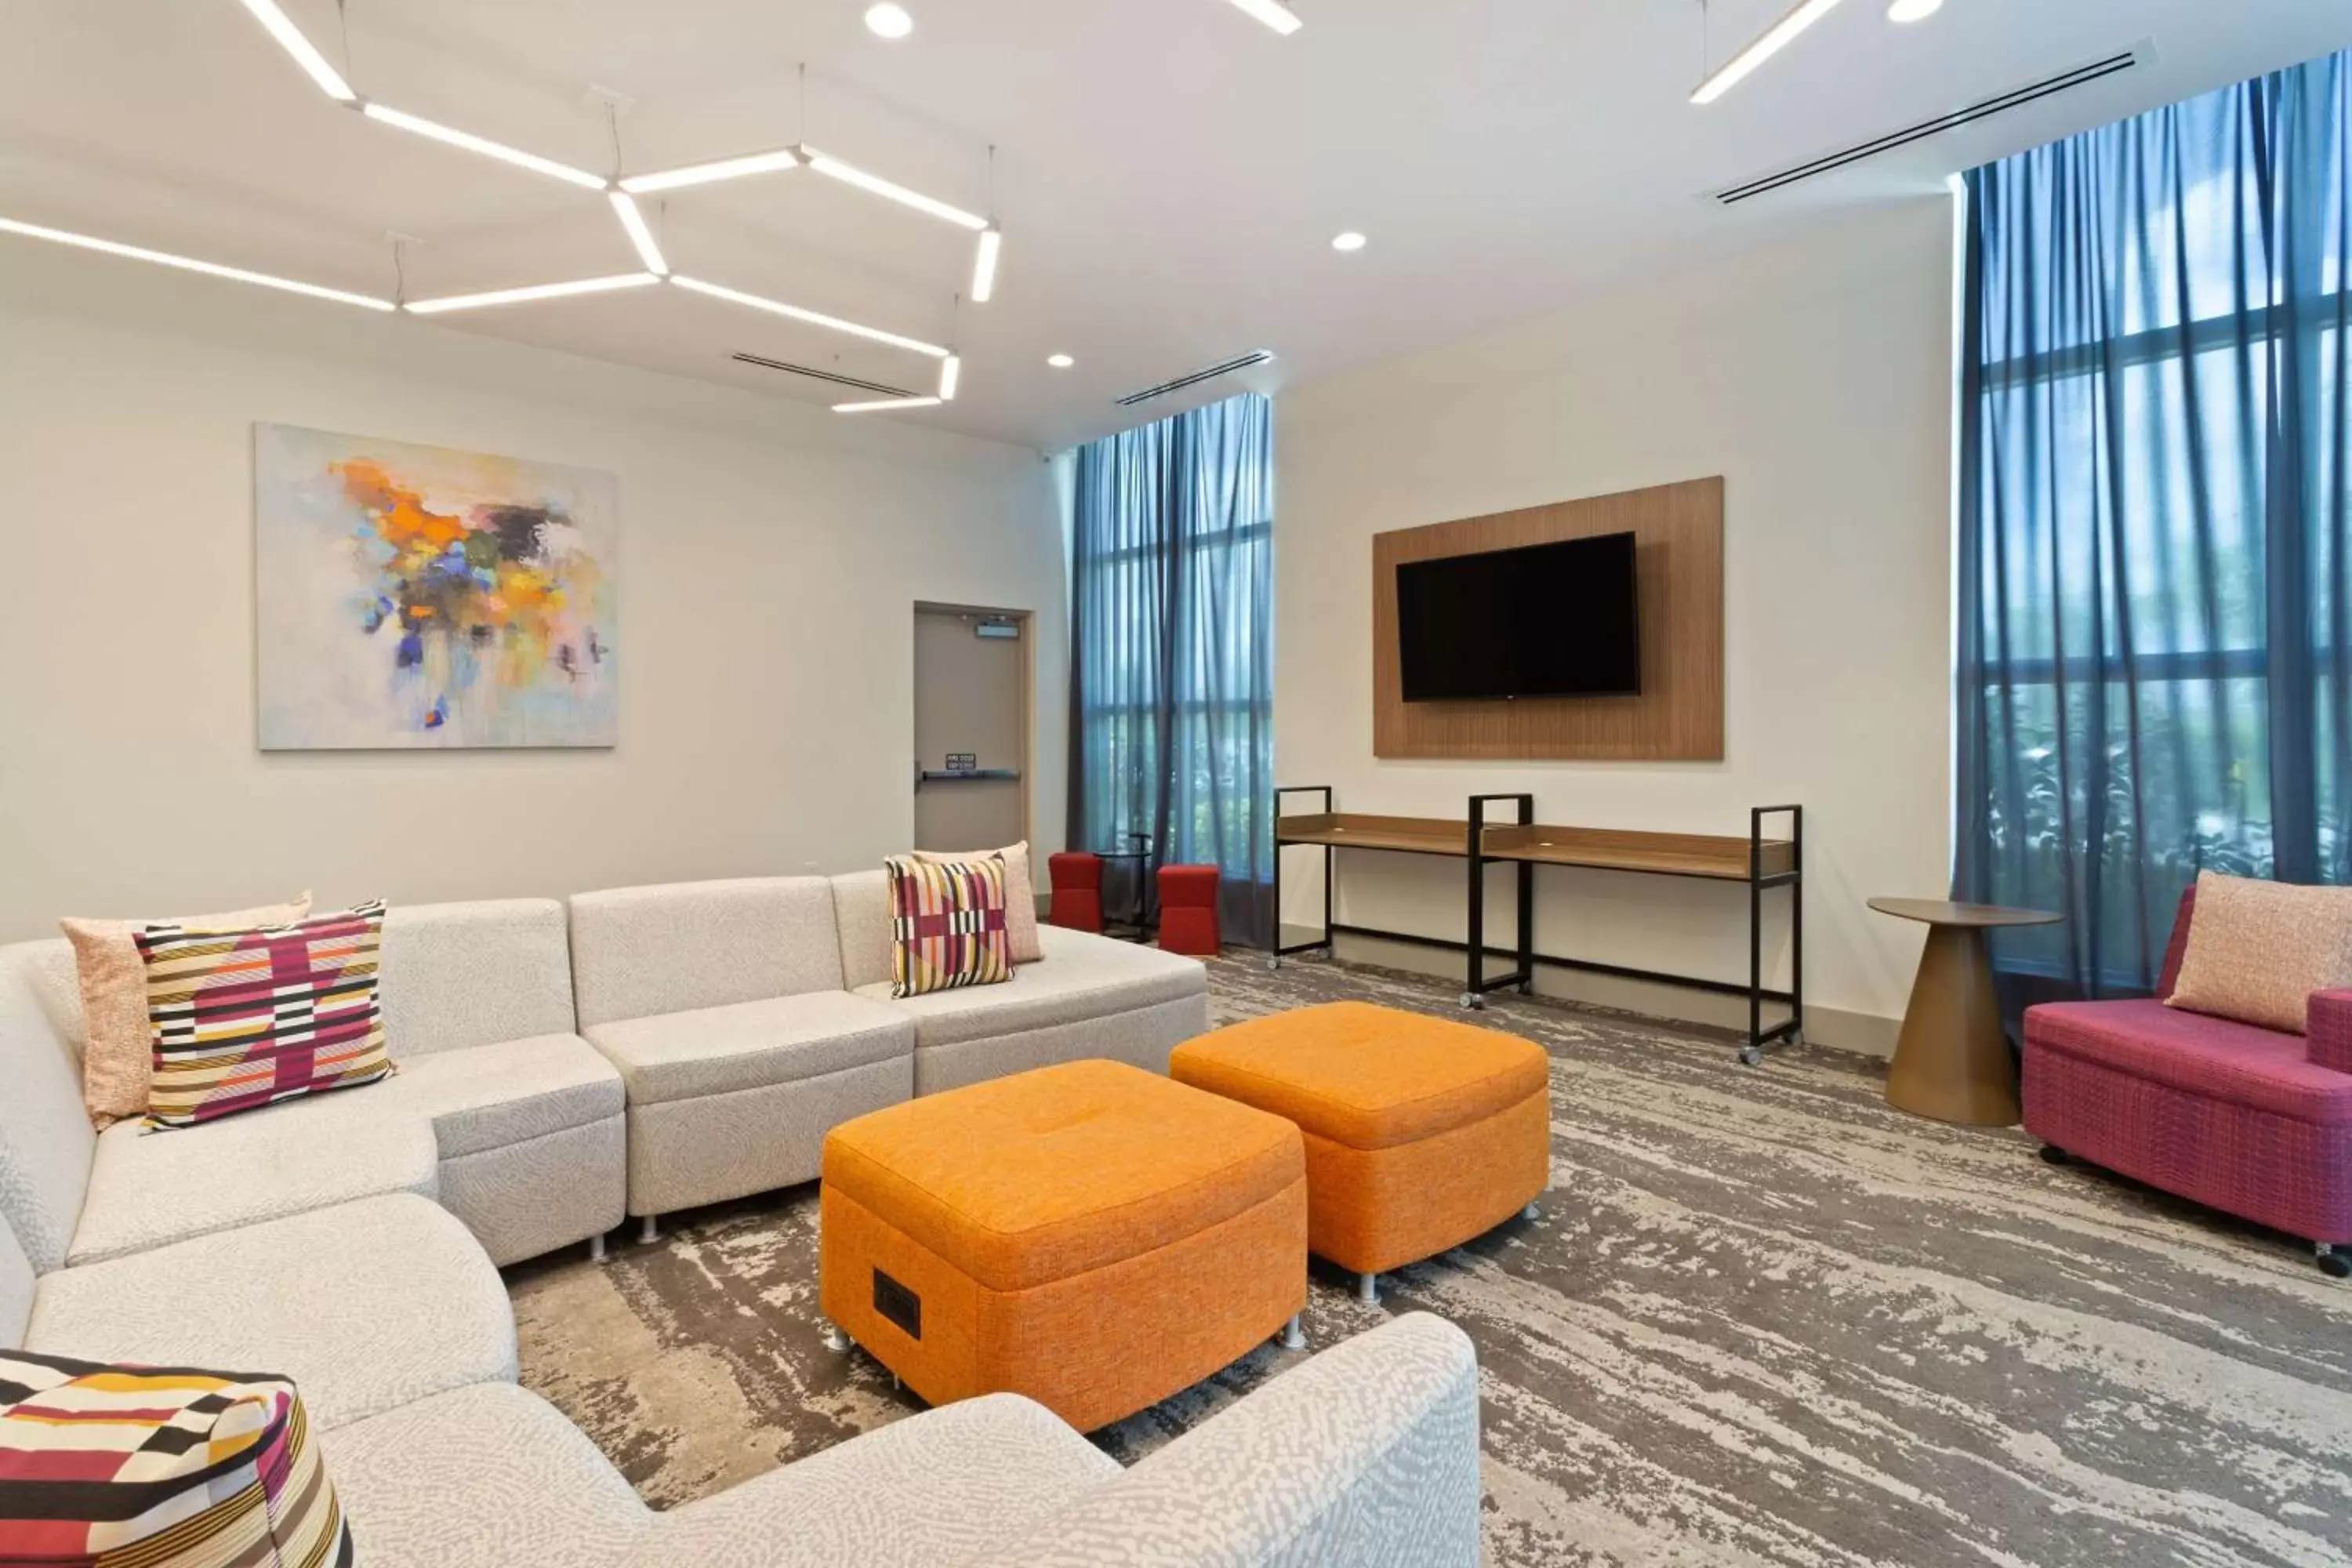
[195,0,996,412]
[1227,0,1304,35]
[1690,0,1846,105]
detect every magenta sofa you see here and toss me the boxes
[2022,887,2352,1277]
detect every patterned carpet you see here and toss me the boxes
[507,953,2352,1566]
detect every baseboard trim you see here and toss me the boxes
[1323,931,1900,1060]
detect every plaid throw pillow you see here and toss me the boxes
[886,855,1013,999]
[0,1348,352,1566]
[135,901,394,1129]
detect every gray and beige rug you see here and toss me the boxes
[507,953,2352,1566]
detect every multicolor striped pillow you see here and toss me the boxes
[885,855,1013,999]
[0,1348,352,1566]
[134,900,394,1129]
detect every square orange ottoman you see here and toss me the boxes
[818,1058,1307,1432]
[1171,1000,1552,1303]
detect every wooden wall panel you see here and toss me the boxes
[1372,477,1724,760]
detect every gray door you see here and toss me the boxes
[913,608,1028,852]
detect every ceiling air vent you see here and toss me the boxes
[1713,43,2151,206]
[731,352,920,400]
[1115,350,1276,408]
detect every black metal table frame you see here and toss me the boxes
[1272,787,1804,1065]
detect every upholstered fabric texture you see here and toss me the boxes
[965,1312,1481,1568]
[913,840,1044,963]
[27,1194,515,1431]
[60,891,310,1130]
[905,992,1206,1096]
[2169,869,2352,1033]
[884,854,1012,998]
[136,900,393,1127]
[510,951,2352,1566]
[375,898,578,1058]
[853,922,1206,1051]
[0,946,100,1273]
[0,1348,351,1566]
[68,1105,437,1267]
[568,877,846,1028]
[585,993,912,1107]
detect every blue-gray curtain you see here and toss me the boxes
[1957,49,2352,1003]
[1068,392,1276,946]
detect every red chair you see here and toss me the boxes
[2025,884,2352,1278]
[1156,865,1222,956]
[1047,852,1105,934]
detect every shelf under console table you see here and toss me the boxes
[1272,787,1802,1065]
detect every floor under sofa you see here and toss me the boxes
[504,952,2352,1568]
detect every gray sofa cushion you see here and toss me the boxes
[0,1218,31,1348]
[67,1100,437,1267]
[326,1382,649,1568]
[854,926,1207,1049]
[829,869,894,992]
[0,942,98,1273]
[569,878,845,1028]
[379,899,579,1058]
[623,1392,1118,1568]
[384,1033,625,1159]
[585,993,913,1106]
[27,1194,515,1430]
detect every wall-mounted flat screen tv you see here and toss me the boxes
[1396,532,1641,702]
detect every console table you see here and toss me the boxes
[1272,787,1802,1065]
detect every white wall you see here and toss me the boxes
[1275,199,1955,1052]
[0,248,1065,942]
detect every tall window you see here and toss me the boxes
[1068,393,1275,944]
[1957,50,2352,998]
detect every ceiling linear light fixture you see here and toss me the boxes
[970,227,1003,303]
[618,147,800,194]
[235,0,355,100]
[1886,0,1942,18]
[358,102,612,190]
[403,271,662,314]
[938,355,961,400]
[608,192,668,274]
[1227,0,1304,36]
[0,215,396,310]
[835,396,942,414]
[670,275,951,358]
[1690,0,1847,105]
[801,150,989,231]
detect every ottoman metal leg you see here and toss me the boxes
[639,1214,659,1245]
[821,1319,851,1354]
[1357,1272,1378,1305]
[1279,1315,1306,1350]
[1523,1203,1542,1221]
[589,1233,607,1264]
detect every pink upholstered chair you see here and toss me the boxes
[2024,885,2352,1278]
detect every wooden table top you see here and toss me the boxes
[1867,898,2063,928]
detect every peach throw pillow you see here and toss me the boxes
[2165,871,2352,1035]
[61,891,312,1129]
[913,841,1041,963]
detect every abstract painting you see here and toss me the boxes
[256,424,618,750]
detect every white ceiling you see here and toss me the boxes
[5,0,2350,451]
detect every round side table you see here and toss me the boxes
[1867,898,2062,1127]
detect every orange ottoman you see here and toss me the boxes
[818,1058,1307,1432]
[1171,1000,1552,1303]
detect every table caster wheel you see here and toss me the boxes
[1268,956,1281,972]
[2038,1145,2069,1167]
[1739,1045,1762,1068]
[1460,992,1486,1011]
[2319,1246,2350,1279]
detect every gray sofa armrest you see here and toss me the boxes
[963,1312,1483,1568]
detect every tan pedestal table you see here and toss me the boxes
[1867,898,2061,1127]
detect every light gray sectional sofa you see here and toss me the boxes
[0,877,1483,1564]
[569,872,1212,1232]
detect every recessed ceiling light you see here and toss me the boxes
[866,4,915,39]
[1886,0,1942,18]
[1047,354,1075,368]
[1331,230,1367,252]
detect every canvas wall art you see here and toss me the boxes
[256,424,619,750]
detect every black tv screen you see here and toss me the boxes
[1396,532,1641,702]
